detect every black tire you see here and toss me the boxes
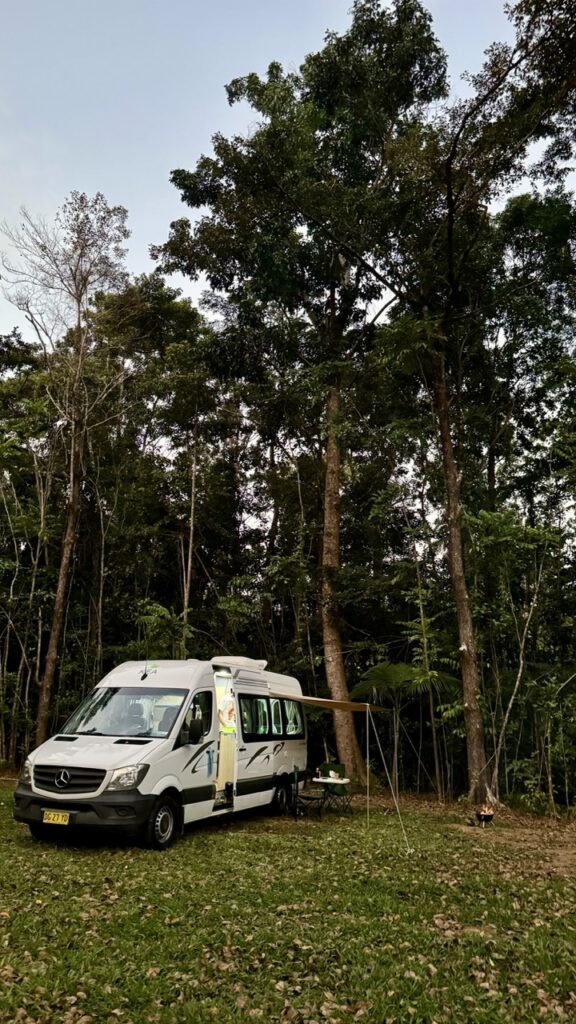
[145,795,179,850]
[273,778,292,816]
[29,822,48,841]
[28,822,64,842]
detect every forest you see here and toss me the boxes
[2,0,576,810]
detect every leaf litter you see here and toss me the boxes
[1,789,576,1022]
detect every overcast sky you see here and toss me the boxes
[0,0,513,336]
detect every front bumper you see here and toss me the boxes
[14,783,156,833]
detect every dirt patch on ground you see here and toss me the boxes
[449,819,576,877]
[374,794,576,878]
[344,793,576,877]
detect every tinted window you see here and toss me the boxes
[239,695,270,739]
[284,699,304,738]
[239,694,304,741]
[270,698,283,736]
[188,691,213,736]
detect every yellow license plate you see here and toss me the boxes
[42,810,70,826]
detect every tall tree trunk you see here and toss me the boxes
[320,385,366,783]
[86,524,104,689]
[36,357,85,746]
[180,430,198,658]
[490,557,544,798]
[413,548,443,801]
[545,719,557,817]
[35,457,82,745]
[432,357,491,803]
[391,702,400,800]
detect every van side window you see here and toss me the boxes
[283,699,304,738]
[238,695,305,741]
[270,698,283,736]
[240,695,270,740]
[189,691,213,736]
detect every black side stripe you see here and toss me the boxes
[183,741,214,771]
[246,745,269,767]
[236,776,276,797]
[181,785,215,805]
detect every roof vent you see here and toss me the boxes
[210,656,267,671]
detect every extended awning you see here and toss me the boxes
[270,689,411,851]
[269,691,384,713]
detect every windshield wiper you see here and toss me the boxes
[75,728,105,735]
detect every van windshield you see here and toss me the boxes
[61,687,188,738]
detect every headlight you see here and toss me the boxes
[19,759,32,785]
[106,764,149,791]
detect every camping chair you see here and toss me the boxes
[291,767,324,819]
[317,762,353,815]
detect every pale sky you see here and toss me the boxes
[0,0,513,336]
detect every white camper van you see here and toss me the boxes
[14,656,307,848]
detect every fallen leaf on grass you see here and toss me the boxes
[462,923,497,939]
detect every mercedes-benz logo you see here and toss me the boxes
[55,769,71,788]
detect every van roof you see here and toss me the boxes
[96,659,301,695]
[97,661,200,688]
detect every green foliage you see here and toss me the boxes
[352,661,458,702]
[135,601,191,660]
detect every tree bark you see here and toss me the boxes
[391,702,400,799]
[180,430,198,658]
[432,357,491,803]
[413,548,443,801]
[35,440,82,746]
[36,332,86,746]
[320,384,366,783]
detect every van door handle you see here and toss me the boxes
[239,746,247,751]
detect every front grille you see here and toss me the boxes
[33,765,106,793]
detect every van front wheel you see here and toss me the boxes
[145,795,179,849]
[29,822,66,843]
[29,822,49,841]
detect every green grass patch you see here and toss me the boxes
[1,788,576,1023]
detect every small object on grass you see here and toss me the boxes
[475,803,495,828]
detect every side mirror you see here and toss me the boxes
[181,717,203,746]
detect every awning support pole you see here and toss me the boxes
[368,709,414,855]
[366,704,370,829]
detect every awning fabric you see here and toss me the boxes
[269,691,384,713]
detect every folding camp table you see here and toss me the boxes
[312,765,353,814]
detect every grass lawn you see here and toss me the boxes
[1,786,576,1024]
